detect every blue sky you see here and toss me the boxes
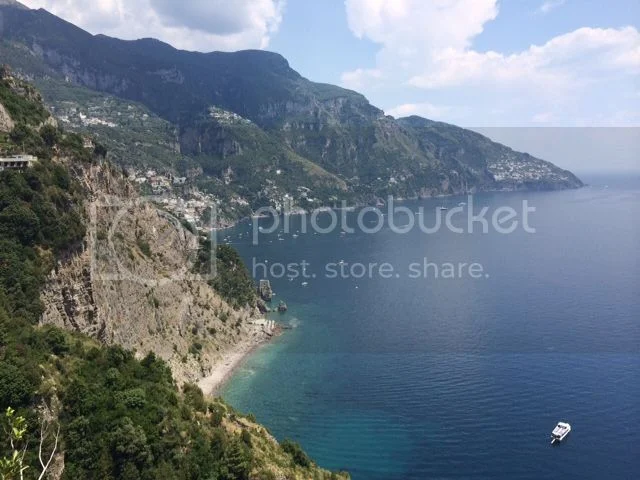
[271,0,639,85]
[272,0,639,129]
[19,0,640,172]
[269,0,378,85]
[23,0,639,130]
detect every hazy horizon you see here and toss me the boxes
[471,127,640,174]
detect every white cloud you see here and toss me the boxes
[537,0,566,15]
[345,0,498,51]
[340,68,382,91]
[19,0,285,51]
[407,27,640,91]
[342,0,501,92]
[386,102,451,119]
[342,0,640,126]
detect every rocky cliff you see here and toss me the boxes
[0,66,348,480]
[0,2,582,211]
[40,160,273,386]
[0,102,14,131]
[397,116,582,191]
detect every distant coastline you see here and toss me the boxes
[214,184,584,232]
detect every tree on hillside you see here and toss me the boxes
[0,407,60,480]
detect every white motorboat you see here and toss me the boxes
[550,422,571,444]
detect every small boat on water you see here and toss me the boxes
[550,422,571,444]
[438,206,448,211]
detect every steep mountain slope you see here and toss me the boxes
[36,79,186,170]
[0,71,348,480]
[32,78,347,212]
[398,116,582,191]
[180,107,348,207]
[39,159,272,386]
[0,1,582,208]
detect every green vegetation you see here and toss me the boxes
[0,157,85,324]
[59,346,253,479]
[185,116,347,211]
[196,242,257,310]
[0,127,255,478]
[211,244,257,309]
[281,440,311,468]
[0,144,343,479]
[1,407,32,479]
[136,238,152,258]
[35,78,190,172]
[0,68,49,126]
[0,74,348,479]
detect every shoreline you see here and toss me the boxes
[214,186,585,231]
[198,320,282,397]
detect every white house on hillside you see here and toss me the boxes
[0,154,38,171]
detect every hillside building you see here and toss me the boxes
[0,154,38,171]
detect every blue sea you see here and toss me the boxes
[220,173,640,479]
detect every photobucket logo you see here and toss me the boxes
[252,196,536,244]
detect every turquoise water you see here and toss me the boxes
[221,174,640,479]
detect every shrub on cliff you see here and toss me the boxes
[0,75,49,126]
[196,241,257,309]
[281,439,312,468]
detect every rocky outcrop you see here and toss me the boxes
[40,161,269,386]
[258,279,273,302]
[180,120,243,157]
[0,102,14,131]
